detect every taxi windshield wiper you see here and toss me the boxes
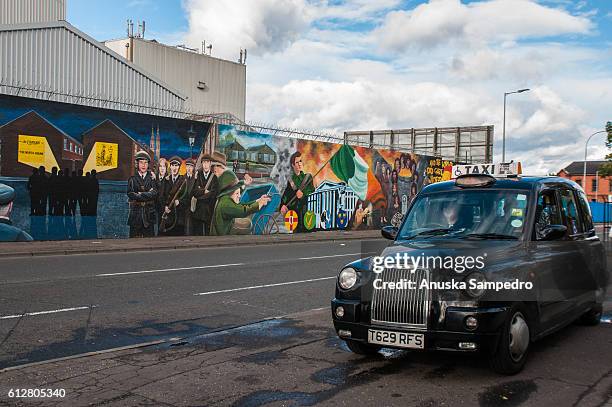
[404,228,452,239]
[462,233,518,240]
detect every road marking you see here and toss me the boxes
[96,263,246,277]
[194,276,336,296]
[0,306,96,320]
[297,252,362,260]
[95,252,365,278]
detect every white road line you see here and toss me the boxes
[96,263,245,277]
[297,252,362,260]
[194,276,336,296]
[0,306,96,320]
[95,252,365,278]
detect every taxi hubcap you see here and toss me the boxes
[509,312,529,362]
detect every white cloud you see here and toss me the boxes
[374,0,592,51]
[178,0,608,175]
[183,0,311,59]
[248,79,495,133]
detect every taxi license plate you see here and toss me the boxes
[367,329,424,349]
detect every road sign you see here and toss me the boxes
[451,162,521,178]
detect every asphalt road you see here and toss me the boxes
[0,238,611,406]
[0,239,386,369]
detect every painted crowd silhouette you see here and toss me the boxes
[27,165,99,239]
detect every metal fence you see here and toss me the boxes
[0,80,493,161]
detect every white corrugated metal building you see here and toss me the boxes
[0,21,186,117]
[0,0,66,25]
[105,37,247,120]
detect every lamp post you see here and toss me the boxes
[188,126,195,159]
[503,88,530,163]
[583,130,606,192]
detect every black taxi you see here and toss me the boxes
[331,172,608,374]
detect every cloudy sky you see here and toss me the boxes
[70,0,611,174]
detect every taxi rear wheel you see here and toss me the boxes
[345,340,381,355]
[489,304,530,375]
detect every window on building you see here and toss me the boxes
[64,139,68,150]
[575,178,581,186]
[592,179,597,192]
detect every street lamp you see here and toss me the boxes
[188,125,195,159]
[583,130,606,188]
[503,88,530,163]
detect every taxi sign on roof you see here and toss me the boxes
[451,162,522,179]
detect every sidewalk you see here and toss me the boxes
[0,230,382,258]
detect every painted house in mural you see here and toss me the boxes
[247,144,277,165]
[224,139,246,162]
[224,139,277,177]
[307,181,359,230]
[81,119,154,181]
[0,110,83,177]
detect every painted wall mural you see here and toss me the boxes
[0,94,209,241]
[0,94,453,241]
[214,125,453,235]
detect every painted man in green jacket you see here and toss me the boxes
[210,170,271,236]
[280,151,315,232]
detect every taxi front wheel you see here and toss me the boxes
[345,340,381,355]
[489,304,531,375]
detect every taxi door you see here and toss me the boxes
[531,188,582,331]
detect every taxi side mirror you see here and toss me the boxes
[381,226,398,240]
[540,224,567,241]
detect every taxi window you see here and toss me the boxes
[399,190,529,240]
[559,189,583,235]
[534,190,563,240]
[576,190,594,232]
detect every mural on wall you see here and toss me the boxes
[213,125,454,236]
[0,94,453,242]
[0,94,210,241]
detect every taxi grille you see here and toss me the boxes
[371,268,430,328]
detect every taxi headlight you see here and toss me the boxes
[464,272,487,298]
[338,268,357,290]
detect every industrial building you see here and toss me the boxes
[105,36,247,120]
[0,0,246,121]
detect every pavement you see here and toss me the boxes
[0,230,380,258]
[0,308,611,407]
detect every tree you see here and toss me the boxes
[597,121,612,177]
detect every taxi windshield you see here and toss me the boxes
[398,189,530,240]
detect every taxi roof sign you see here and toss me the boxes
[451,162,522,179]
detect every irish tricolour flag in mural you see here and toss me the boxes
[329,145,369,200]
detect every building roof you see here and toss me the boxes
[0,110,82,146]
[226,140,245,150]
[248,144,275,153]
[559,161,607,175]
[82,119,140,144]
[0,21,186,114]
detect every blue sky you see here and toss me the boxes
[69,0,186,42]
[68,0,612,174]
